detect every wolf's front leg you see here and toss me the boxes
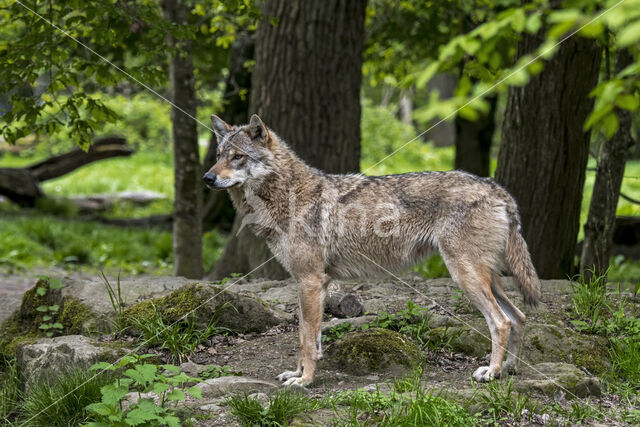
[279,274,326,387]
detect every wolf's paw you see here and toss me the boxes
[282,376,310,387]
[473,366,498,382]
[276,370,301,382]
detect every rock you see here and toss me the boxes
[321,315,377,333]
[422,325,491,357]
[196,376,278,400]
[179,361,205,377]
[248,392,270,407]
[515,362,601,398]
[16,335,124,392]
[290,408,336,426]
[323,328,423,376]
[523,323,609,375]
[125,283,285,334]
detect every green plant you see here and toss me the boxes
[609,336,640,383]
[131,304,230,363]
[421,325,464,352]
[227,389,317,427]
[476,378,531,422]
[35,276,65,337]
[378,392,475,427]
[101,272,127,333]
[322,322,356,343]
[197,364,242,380]
[412,254,450,279]
[0,357,20,421]
[18,367,114,427]
[451,288,473,314]
[364,301,431,346]
[569,269,609,333]
[86,354,202,427]
[551,400,603,423]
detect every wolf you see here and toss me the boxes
[203,114,541,387]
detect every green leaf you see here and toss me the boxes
[126,400,163,425]
[186,386,203,399]
[42,315,52,321]
[525,13,542,33]
[52,323,64,329]
[125,364,158,386]
[615,94,640,111]
[100,383,130,406]
[36,305,49,312]
[36,287,47,296]
[49,304,60,312]
[90,361,116,371]
[86,402,114,416]
[616,19,640,47]
[153,382,170,394]
[39,324,52,330]
[49,278,63,289]
[164,415,181,427]
[161,364,181,374]
[584,104,614,131]
[166,389,185,401]
[602,112,620,139]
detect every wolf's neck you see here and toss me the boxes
[229,136,319,216]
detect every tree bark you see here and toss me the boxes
[210,0,367,280]
[162,0,203,279]
[454,96,497,177]
[495,34,602,279]
[580,49,634,278]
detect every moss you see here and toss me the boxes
[124,283,203,325]
[0,312,41,359]
[58,297,95,335]
[530,335,545,353]
[326,328,422,375]
[570,342,609,375]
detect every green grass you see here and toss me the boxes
[17,368,114,427]
[227,389,317,427]
[0,357,20,422]
[0,213,226,274]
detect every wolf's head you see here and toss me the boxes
[203,114,276,189]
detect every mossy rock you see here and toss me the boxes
[423,326,491,357]
[324,328,423,376]
[0,280,97,358]
[124,283,283,334]
[515,362,601,398]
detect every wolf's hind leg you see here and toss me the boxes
[441,253,511,382]
[492,275,526,375]
[280,274,326,387]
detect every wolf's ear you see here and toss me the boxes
[211,115,232,143]
[248,114,268,144]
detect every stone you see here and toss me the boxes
[323,328,423,376]
[196,376,278,400]
[16,335,123,392]
[125,283,285,334]
[248,392,270,407]
[321,315,377,333]
[515,362,601,398]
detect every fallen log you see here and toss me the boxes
[0,136,132,206]
[325,284,364,318]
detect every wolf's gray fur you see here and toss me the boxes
[204,114,541,386]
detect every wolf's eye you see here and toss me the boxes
[233,154,244,160]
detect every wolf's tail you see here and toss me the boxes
[505,208,541,306]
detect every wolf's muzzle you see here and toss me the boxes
[203,172,217,188]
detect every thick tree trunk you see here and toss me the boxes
[162,0,203,279]
[210,0,366,280]
[580,50,634,278]
[454,96,497,177]
[495,34,602,279]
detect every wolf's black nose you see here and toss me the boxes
[203,172,217,186]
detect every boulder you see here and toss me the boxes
[323,328,423,376]
[16,335,125,392]
[196,376,278,400]
[124,283,286,334]
[515,362,601,397]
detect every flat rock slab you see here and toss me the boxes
[516,362,601,398]
[196,375,279,400]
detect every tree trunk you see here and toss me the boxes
[454,96,497,177]
[202,33,254,232]
[162,0,203,279]
[580,49,634,278]
[495,34,602,279]
[210,0,366,280]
